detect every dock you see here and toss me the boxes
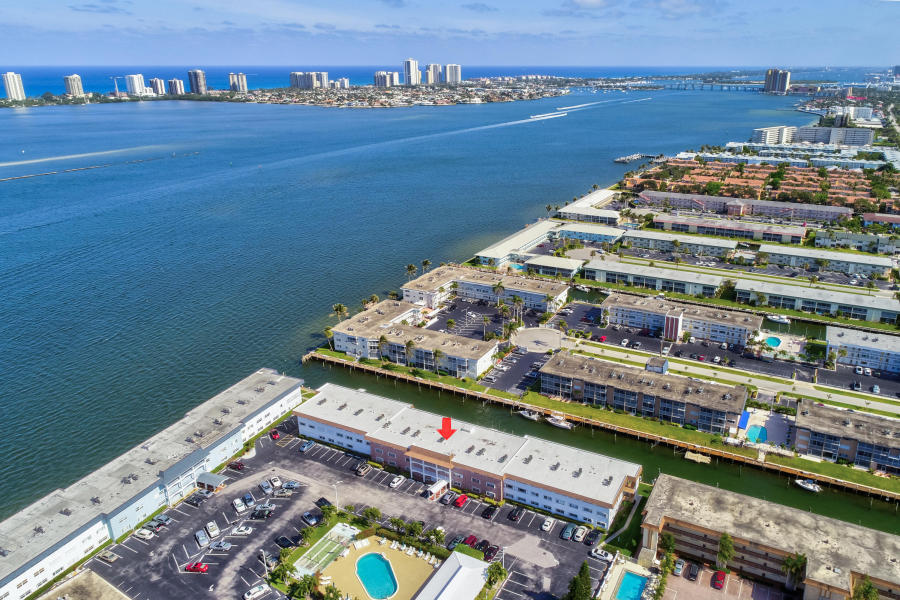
[684,451,712,464]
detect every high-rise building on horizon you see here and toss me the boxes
[3,72,26,101]
[228,72,248,93]
[149,78,166,96]
[290,71,329,89]
[403,58,420,86]
[167,78,185,95]
[424,64,442,85]
[391,72,400,86]
[444,64,462,84]
[188,69,207,94]
[374,71,391,87]
[63,74,84,98]
[893,65,900,77]
[764,68,791,94]
[331,78,350,89]
[125,74,147,96]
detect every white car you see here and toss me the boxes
[621,338,630,347]
[864,368,872,377]
[233,525,253,535]
[270,476,283,488]
[205,521,220,538]
[673,558,686,576]
[591,547,615,561]
[389,475,406,489]
[232,498,247,513]
[541,517,555,532]
[713,356,721,364]
[133,528,154,541]
[244,584,269,600]
[573,526,588,542]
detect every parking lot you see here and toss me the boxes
[92,421,612,599]
[427,298,543,341]
[481,348,550,394]
[664,564,786,600]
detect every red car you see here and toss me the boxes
[269,430,280,440]
[712,571,726,590]
[186,562,209,573]
[453,494,468,508]
[698,355,706,362]
[462,535,477,546]
[599,335,607,342]
[228,461,245,470]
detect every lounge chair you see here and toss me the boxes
[416,549,423,558]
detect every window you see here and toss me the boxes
[33,569,43,577]
[472,477,480,484]
[387,452,396,458]
[486,482,495,489]
[374,448,383,454]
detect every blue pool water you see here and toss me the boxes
[508,263,526,271]
[616,571,648,600]
[356,553,398,599]
[765,336,782,349]
[746,424,768,444]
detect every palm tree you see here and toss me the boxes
[431,349,443,373]
[483,315,489,339]
[270,548,292,583]
[446,318,456,331]
[323,326,334,350]
[378,335,389,362]
[781,553,807,591]
[546,204,553,215]
[809,275,818,287]
[406,264,417,280]
[404,339,416,366]
[369,293,379,305]
[422,259,431,273]
[389,517,406,532]
[331,303,348,323]
[512,295,524,322]
[492,282,506,306]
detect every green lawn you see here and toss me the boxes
[603,495,648,557]
[454,544,486,561]
[765,454,900,494]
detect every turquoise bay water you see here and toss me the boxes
[616,571,648,600]
[0,89,814,519]
[356,553,398,599]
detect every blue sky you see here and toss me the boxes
[2,0,899,66]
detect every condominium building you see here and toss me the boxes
[814,230,900,254]
[403,58,421,86]
[622,230,737,257]
[401,265,569,312]
[444,64,462,84]
[63,74,84,98]
[583,261,723,297]
[600,294,762,346]
[124,74,147,96]
[0,369,305,600]
[763,68,791,93]
[522,255,583,279]
[751,125,796,144]
[331,78,350,89]
[795,126,874,146]
[637,191,853,223]
[188,69,207,94]
[2,72,25,101]
[556,189,619,223]
[825,326,900,373]
[734,280,900,323]
[862,213,900,229]
[475,220,560,267]
[167,78,185,95]
[149,78,165,96]
[557,223,626,244]
[641,474,900,599]
[653,215,805,244]
[756,244,893,276]
[539,352,746,434]
[374,71,395,87]
[290,72,328,89]
[228,72,248,93]
[794,402,900,475]
[330,300,497,378]
[295,384,642,528]
[424,64,442,84]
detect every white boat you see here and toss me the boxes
[518,409,542,421]
[766,315,791,325]
[575,285,591,292]
[795,479,822,493]
[546,415,574,430]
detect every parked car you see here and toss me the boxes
[251,508,273,520]
[439,491,458,505]
[184,495,204,507]
[258,551,278,569]
[243,492,256,508]
[274,489,292,498]
[719,342,728,350]
[673,558,685,577]
[227,461,245,470]
[462,535,477,546]
[389,475,406,489]
[585,529,602,546]
[560,524,576,540]
[447,535,465,551]
[355,462,373,476]
[621,338,630,347]
[259,480,274,495]
[197,489,214,499]
[153,514,172,526]
[572,526,588,542]
[474,539,490,553]
[712,570,726,590]
[301,511,320,526]
[590,547,614,561]
[852,381,862,391]
[232,498,247,513]
[687,563,700,581]
[98,550,118,564]
[185,562,208,573]
[873,384,881,394]
[269,429,280,440]
[299,439,316,453]
[210,541,232,552]
[244,584,268,600]
[143,521,163,533]
[134,528,154,541]
[205,521,220,538]
[270,476,283,488]
[713,356,721,364]
[233,525,253,535]
[864,367,873,377]
[855,366,864,375]
[283,480,301,490]
[482,505,498,519]
[194,530,210,548]
[508,507,526,522]
[315,497,332,508]
[485,545,500,562]
[275,535,295,549]
[541,517,555,532]
[598,335,607,342]
[632,341,641,349]
[453,494,469,508]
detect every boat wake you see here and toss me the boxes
[0,145,173,168]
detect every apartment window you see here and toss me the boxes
[473,488,480,493]
[543,495,552,500]
[531,491,539,497]
[16,582,27,589]
[374,448,383,454]
[388,461,397,467]
[32,569,43,577]
[517,486,526,492]
[472,477,480,484]
[387,452,396,458]
[486,482,495,489]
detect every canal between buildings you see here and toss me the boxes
[300,362,900,535]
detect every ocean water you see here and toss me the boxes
[0,88,814,519]
[3,65,879,97]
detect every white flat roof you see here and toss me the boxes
[624,229,737,249]
[585,260,724,287]
[757,244,893,267]
[475,220,559,259]
[524,255,584,270]
[557,223,626,237]
[826,326,900,354]
[412,551,488,600]
[565,188,617,210]
[735,280,900,311]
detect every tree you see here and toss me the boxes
[404,339,416,366]
[270,548,293,583]
[717,532,735,568]
[323,585,341,600]
[431,348,443,373]
[492,282,506,306]
[378,335,389,362]
[561,561,593,600]
[660,531,676,553]
[546,204,553,215]
[446,318,456,330]
[289,574,318,598]
[808,275,818,287]
[369,293,379,305]
[388,517,406,532]
[558,319,568,332]
[781,553,807,591]
[405,520,424,539]
[406,263,417,280]
[487,561,508,586]
[388,290,399,300]
[852,576,880,600]
[344,504,355,514]
[361,506,382,525]
[425,527,445,545]
[320,504,337,523]
[323,327,334,350]
[331,303,348,323]
[422,259,431,273]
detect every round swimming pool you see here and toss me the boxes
[356,553,398,599]
[764,336,782,349]
[746,424,768,444]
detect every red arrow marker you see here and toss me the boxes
[437,417,457,440]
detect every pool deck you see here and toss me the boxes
[598,559,653,600]
[320,538,435,600]
[742,408,791,447]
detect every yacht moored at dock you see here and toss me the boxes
[546,415,574,429]
[517,409,542,421]
[795,478,823,493]
[767,315,791,325]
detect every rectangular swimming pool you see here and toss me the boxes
[615,571,648,600]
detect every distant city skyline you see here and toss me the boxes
[1,0,898,66]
